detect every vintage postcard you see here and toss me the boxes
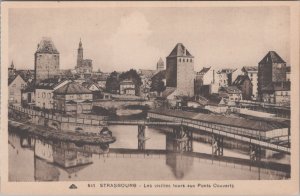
[1,1,299,195]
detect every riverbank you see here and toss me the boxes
[8,120,116,145]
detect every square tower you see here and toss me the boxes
[166,43,195,97]
[34,37,59,83]
[258,51,286,98]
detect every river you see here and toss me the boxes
[8,124,290,181]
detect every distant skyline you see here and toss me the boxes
[8,6,290,72]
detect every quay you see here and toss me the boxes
[8,120,116,145]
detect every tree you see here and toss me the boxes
[150,70,166,95]
[119,69,142,96]
[106,71,120,93]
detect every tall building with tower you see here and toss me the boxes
[34,37,60,83]
[258,51,287,100]
[75,39,93,74]
[165,43,195,97]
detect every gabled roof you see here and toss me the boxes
[232,75,252,86]
[242,66,258,72]
[259,51,286,64]
[36,78,68,90]
[35,37,59,54]
[157,57,164,65]
[8,74,26,86]
[197,67,211,75]
[54,82,92,95]
[15,70,34,82]
[167,43,193,58]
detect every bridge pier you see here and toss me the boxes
[211,134,224,156]
[249,144,261,161]
[137,125,146,150]
[172,126,193,152]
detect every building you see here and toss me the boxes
[258,51,287,100]
[75,39,93,74]
[165,43,195,97]
[34,37,60,83]
[218,86,242,104]
[35,78,70,109]
[53,82,93,114]
[242,66,258,99]
[119,79,136,95]
[8,61,16,78]
[21,82,35,107]
[82,81,103,99]
[157,57,165,71]
[232,75,253,100]
[194,67,219,96]
[216,69,236,88]
[286,66,291,81]
[8,74,27,105]
[261,81,290,105]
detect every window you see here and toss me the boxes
[183,59,185,62]
[179,58,181,62]
[42,92,46,98]
[190,59,192,62]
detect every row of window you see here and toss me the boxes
[178,58,193,63]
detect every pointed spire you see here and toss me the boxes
[79,38,82,48]
[11,60,14,69]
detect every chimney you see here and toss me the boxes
[213,70,215,84]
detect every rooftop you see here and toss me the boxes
[197,67,211,75]
[232,75,252,86]
[242,66,258,72]
[36,37,59,54]
[259,51,286,64]
[219,86,242,94]
[54,82,92,95]
[167,43,193,58]
[36,78,67,89]
[149,109,288,131]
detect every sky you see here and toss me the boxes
[8,6,290,72]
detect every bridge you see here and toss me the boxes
[9,105,291,160]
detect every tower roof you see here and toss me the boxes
[259,51,286,64]
[36,37,59,54]
[167,43,193,58]
[158,57,164,64]
[10,61,14,69]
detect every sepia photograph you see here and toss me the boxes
[1,1,299,195]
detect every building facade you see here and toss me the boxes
[8,75,27,105]
[75,39,93,74]
[242,66,258,99]
[166,43,195,97]
[217,69,236,88]
[53,82,93,114]
[219,86,242,104]
[261,81,290,105]
[258,51,287,100]
[232,75,253,100]
[120,80,136,95]
[35,78,70,109]
[34,37,60,83]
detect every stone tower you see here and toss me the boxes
[166,43,195,97]
[34,37,59,83]
[157,57,165,71]
[257,51,286,99]
[77,39,83,68]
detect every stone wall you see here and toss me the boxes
[35,53,59,82]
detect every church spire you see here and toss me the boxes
[79,38,82,48]
[11,60,14,69]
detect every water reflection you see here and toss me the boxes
[8,127,289,181]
